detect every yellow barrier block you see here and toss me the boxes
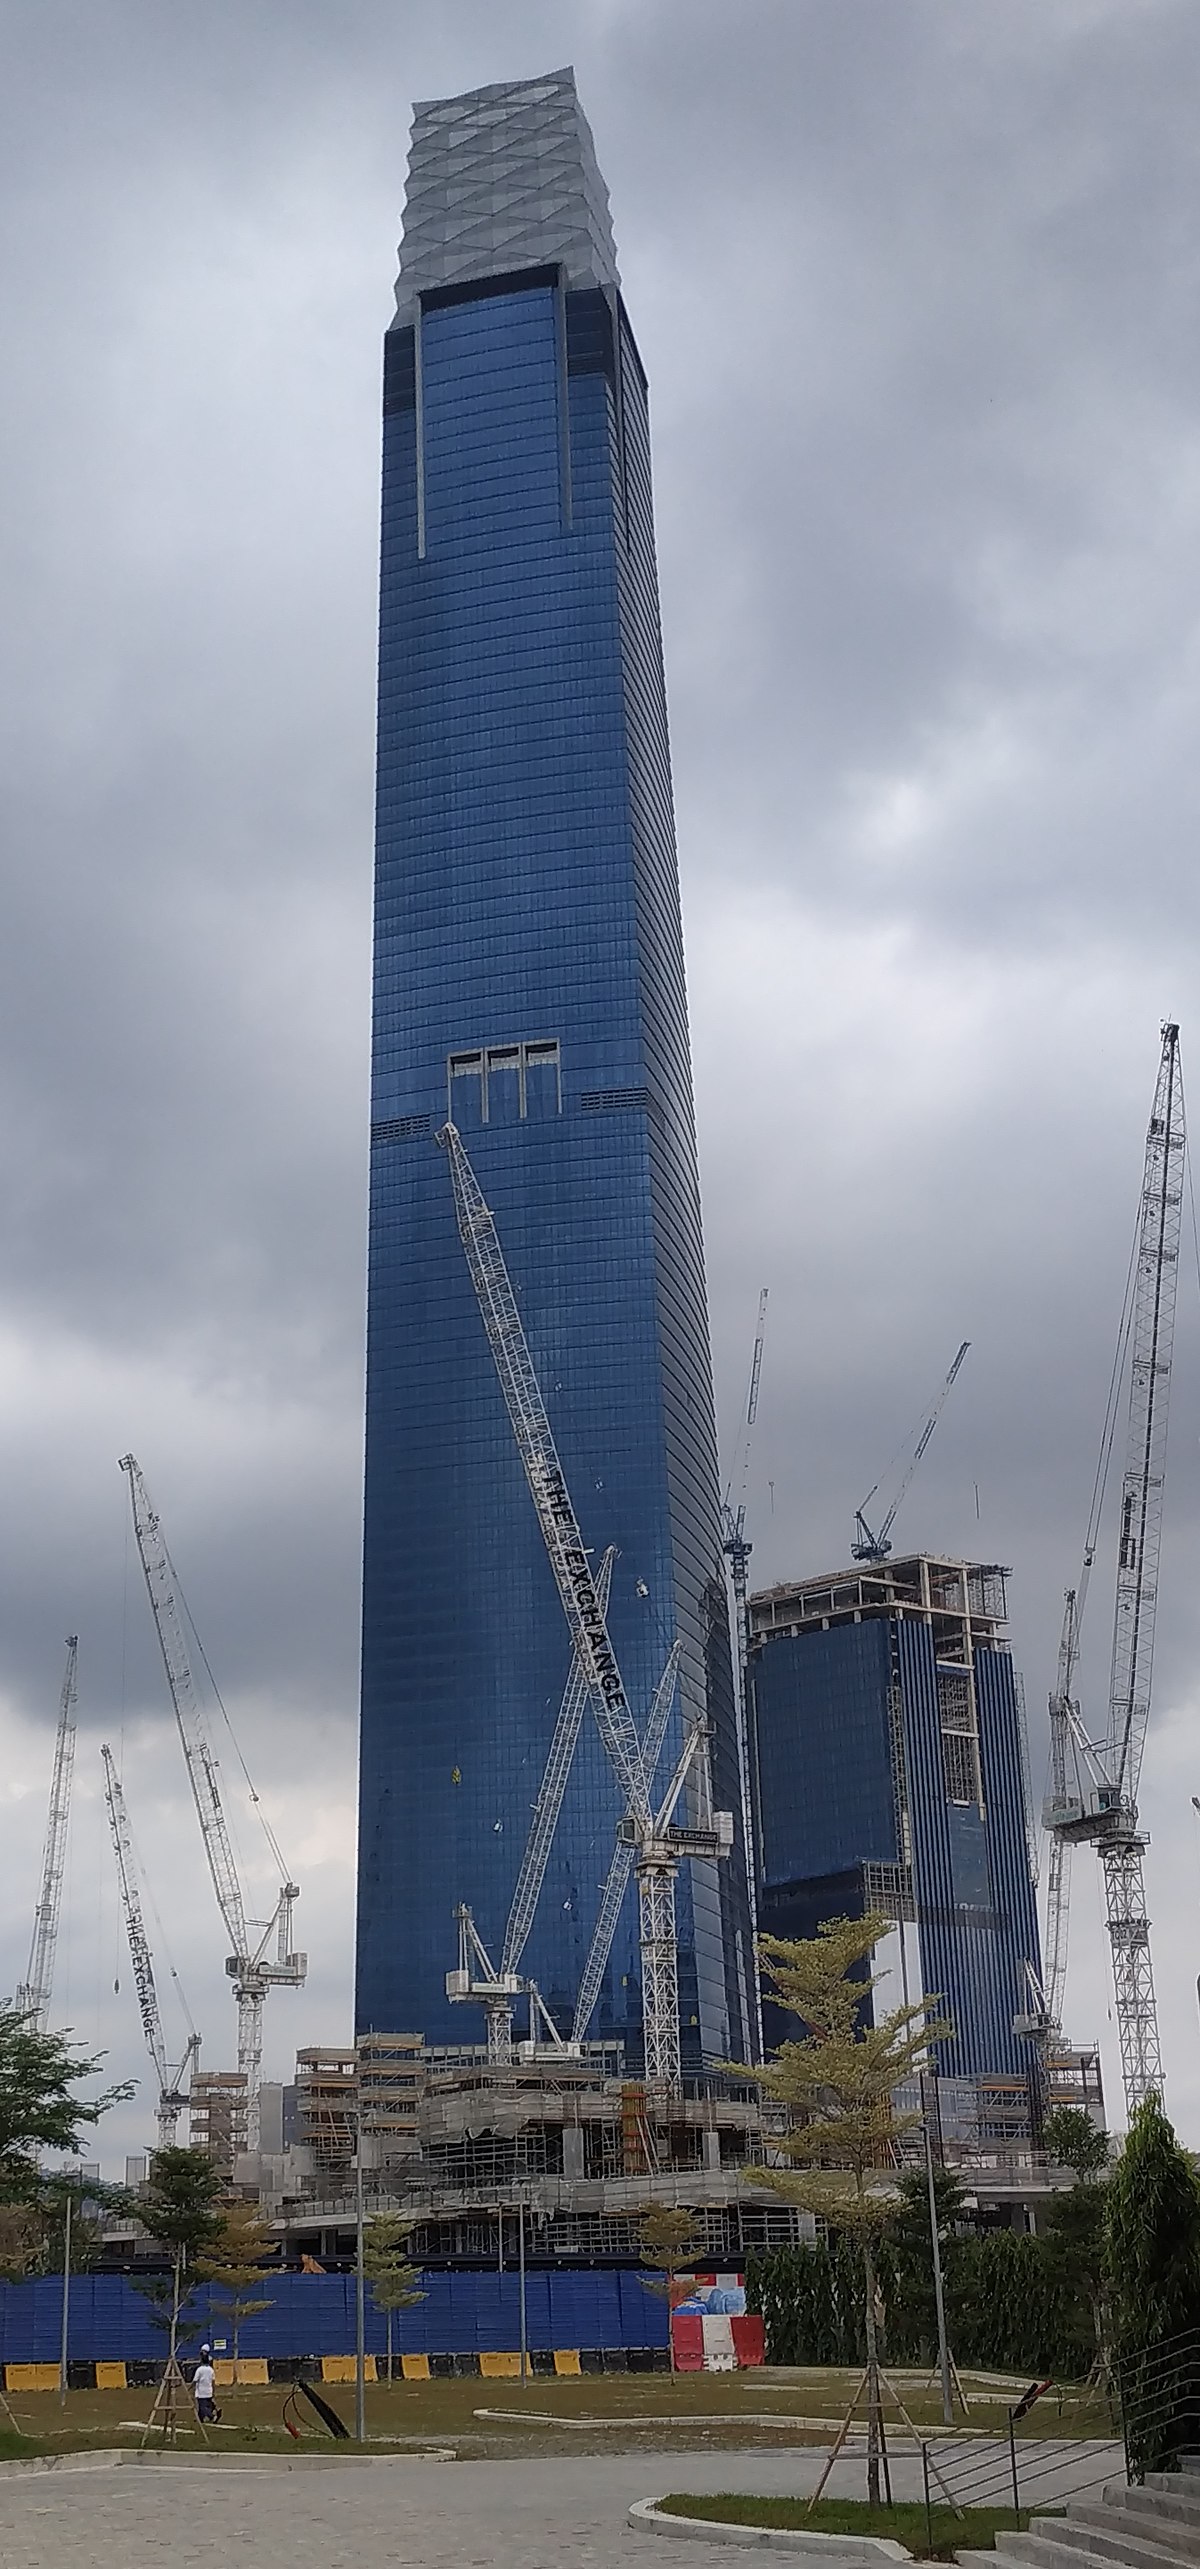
[213,2361,236,2388]
[479,2351,522,2378]
[553,2350,582,2377]
[320,2355,376,2384]
[95,2362,127,2391]
[5,2364,58,2393]
[401,2354,430,2381]
[234,2359,269,2386]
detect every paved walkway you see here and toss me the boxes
[0,2442,1123,2569]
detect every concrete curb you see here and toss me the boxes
[0,2446,455,2477]
[628,2500,911,2558]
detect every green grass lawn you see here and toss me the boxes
[0,2367,1117,2464]
[658,2493,1031,2558]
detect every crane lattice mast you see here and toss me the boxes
[100,1745,200,2147]
[438,1122,731,2085]
[15,1638,78,2029]
[721,1289,768,2059]
[119,1455,306,2153]
[1046,1023,1183,2117]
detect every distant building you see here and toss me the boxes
[748,1555,1043,2086]
[355,67,753,2063]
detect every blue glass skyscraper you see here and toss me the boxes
[749,1555,1043,2089]
[356,70,754,2064]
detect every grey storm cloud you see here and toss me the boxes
[1,0,1199,2160]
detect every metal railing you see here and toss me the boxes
[1117,2326,1200,2483]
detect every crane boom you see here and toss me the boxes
[438,1130,649,1828]
[119,1454,306,2154]
[16,1638,78,2028]
[119,1457,247,1956]
[438,1122,730,2084]
[1044,1024,1183,2118]
[100,1746,168,2089]
[853,1341,970,1563]
[501,1547,615,1981]
[100,1744,201,2145]
[1105,1025,1182,1807]
[572,1641,682,2046]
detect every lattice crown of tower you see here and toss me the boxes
[393,65,620,322]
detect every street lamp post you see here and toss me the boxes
[355,2120,366,2444]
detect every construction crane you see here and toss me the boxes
[438,1121,732,2085]
[721,1288,768,2061]
[1014,1591,1080,2075]
[15,1638,79,2029]
[119,1455,306,2154]
[852,1341,970,1563]
[1044,1023,1183,2116]
[100,1745,200,2146]
[446,1548,617,2061]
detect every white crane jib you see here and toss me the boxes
[118,1455,306,2154]
[1044,1022,1184,2118]
[100,1745,200,2148]
[438,1121,732,2086]
[15,1637,78,2029]
[852,1341,970,1564]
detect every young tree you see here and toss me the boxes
[0,2005,130,2200]
[137,2149,227,2378]
[744,1918,952,2504]
[362,2214,426,2383]
[1106,2094,1200,2474]
[634,2204,706,2371]
[1043,2107,1110,2180]
[194,2200,276,2368]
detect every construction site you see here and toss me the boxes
[5,1025,1188,2281]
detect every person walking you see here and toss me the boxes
[192,2345,221,2425]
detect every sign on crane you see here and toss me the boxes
[852,1342,970,1563]
[119,1456,306,2155]
[438,1122,732,2086]
[15,1638,78,2030]
[100,1745,201,2147]
[1042,1023,1184,2117]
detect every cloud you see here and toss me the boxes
[1,0,1199,2154]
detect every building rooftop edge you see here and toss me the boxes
[749,1551,1012,1605]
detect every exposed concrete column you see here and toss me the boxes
[562,2125,585,2180]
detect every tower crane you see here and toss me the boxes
[15,1639,78,2029]
[100,1746,200,2147]
[438,1122,732,2085]
[119,1455,306,2154]
[852,1341,970,1563]
[1044,1023,1183,2116]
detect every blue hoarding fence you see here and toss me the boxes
[0,2267,668,2365]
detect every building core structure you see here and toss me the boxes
[749,1555,1045,2132]
[356,69,753,2063]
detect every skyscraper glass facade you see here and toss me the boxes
[749,1556,1043,2081]
[356,71,754,2062]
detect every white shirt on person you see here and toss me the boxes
[193,2364,216,2403]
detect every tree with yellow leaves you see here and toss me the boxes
[744,1915,951,2504]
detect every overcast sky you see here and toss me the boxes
[2,0,1199,2168]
